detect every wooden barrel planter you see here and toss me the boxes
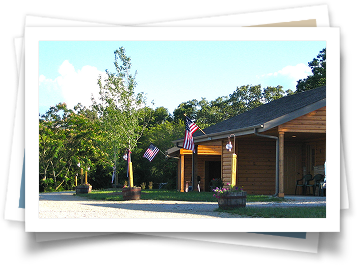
[76,184,92,194]
[122,187,141,200]
[217,191,247,209]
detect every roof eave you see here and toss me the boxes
[259,98,326,132]
[172,124,264,144]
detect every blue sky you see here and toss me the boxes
[39,41,326,115]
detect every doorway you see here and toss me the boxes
[284,142,303,194]
[205,161,221,191]
[306,144,316,175]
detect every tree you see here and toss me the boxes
[173,99,199,124]
[227,85,263,115]
[39,103,106,191]
[171,84,292,128]
[296,48,326,93]
[262,85,285,103]
[91,47,151,185]
[134,120,185,188]
[146,106,173,128]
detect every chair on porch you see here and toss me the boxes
[304,174,315,195]
[295,174,313,195]
[312,174,325,196]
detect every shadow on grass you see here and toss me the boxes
[76,190,286,203]
[215,206,326,218]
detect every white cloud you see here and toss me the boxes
[40,60,107,112]
[275,63,312,80]
[258,63,312,90]
[39,74,46,83]
[58,60,76,77]
[39,74,63,114]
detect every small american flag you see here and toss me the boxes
[183,116,199,151]
[143,143,160,162]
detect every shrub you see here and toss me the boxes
[210,178,223,190]
[148,181,153,190]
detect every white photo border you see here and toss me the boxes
[25,26,340,232]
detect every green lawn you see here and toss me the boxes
[75,189,284,203]
[216,206,326,218]
[74,189,325,218]
[76,190,326,218]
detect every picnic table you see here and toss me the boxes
[158,183,167,189]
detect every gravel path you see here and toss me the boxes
[39,192,243,219]
[39,192,326,219]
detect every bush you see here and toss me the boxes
[148,181,153,190]
[210,178,223,190]
[40,178,55,192]
[164,177,176,190]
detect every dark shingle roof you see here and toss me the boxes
[193,86,326,137]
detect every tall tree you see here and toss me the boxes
[262,85,285,103]
[225,84,263,117]
[91,47,151,183]
[296,48,326,93]
[173,99,199,124]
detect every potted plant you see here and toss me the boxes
[148,181,153,190]
[122,184,141,200]
[76,183,92,194]
[210,178,223,191]
[213,183,247,209]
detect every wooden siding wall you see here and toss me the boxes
[278,107,326,133]
[284,141,303,194]
[220,137,276,195]
[313,138,326,166]
[236,138,276,195]
[180,144,221,155]
[301,137,326,175]
[222,140,233,185]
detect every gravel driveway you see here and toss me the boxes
[39,192,242,218]
[39,192,326,219]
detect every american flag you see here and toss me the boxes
[183,116,199,151]
[143,143,160,162]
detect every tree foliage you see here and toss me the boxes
[39,103,107,191]
[91,47,152,169]
[296,48,326,93]
[173,84,292,128]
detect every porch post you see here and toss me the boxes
[179,154,185,192]
[192,145,198,191]
[278,131,285,198]
[231,135,237,187]
[231,153,237,187]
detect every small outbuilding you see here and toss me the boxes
[168,86,326,197]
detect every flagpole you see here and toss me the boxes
[184,114,199,191]
[183,113,206,135]
[126,149,129,180]
[128,149,134,188]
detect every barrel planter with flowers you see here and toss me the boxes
[76,184,92,194]
[122,187,141,200]
[217,191,247,209]
[213,183,247,209]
